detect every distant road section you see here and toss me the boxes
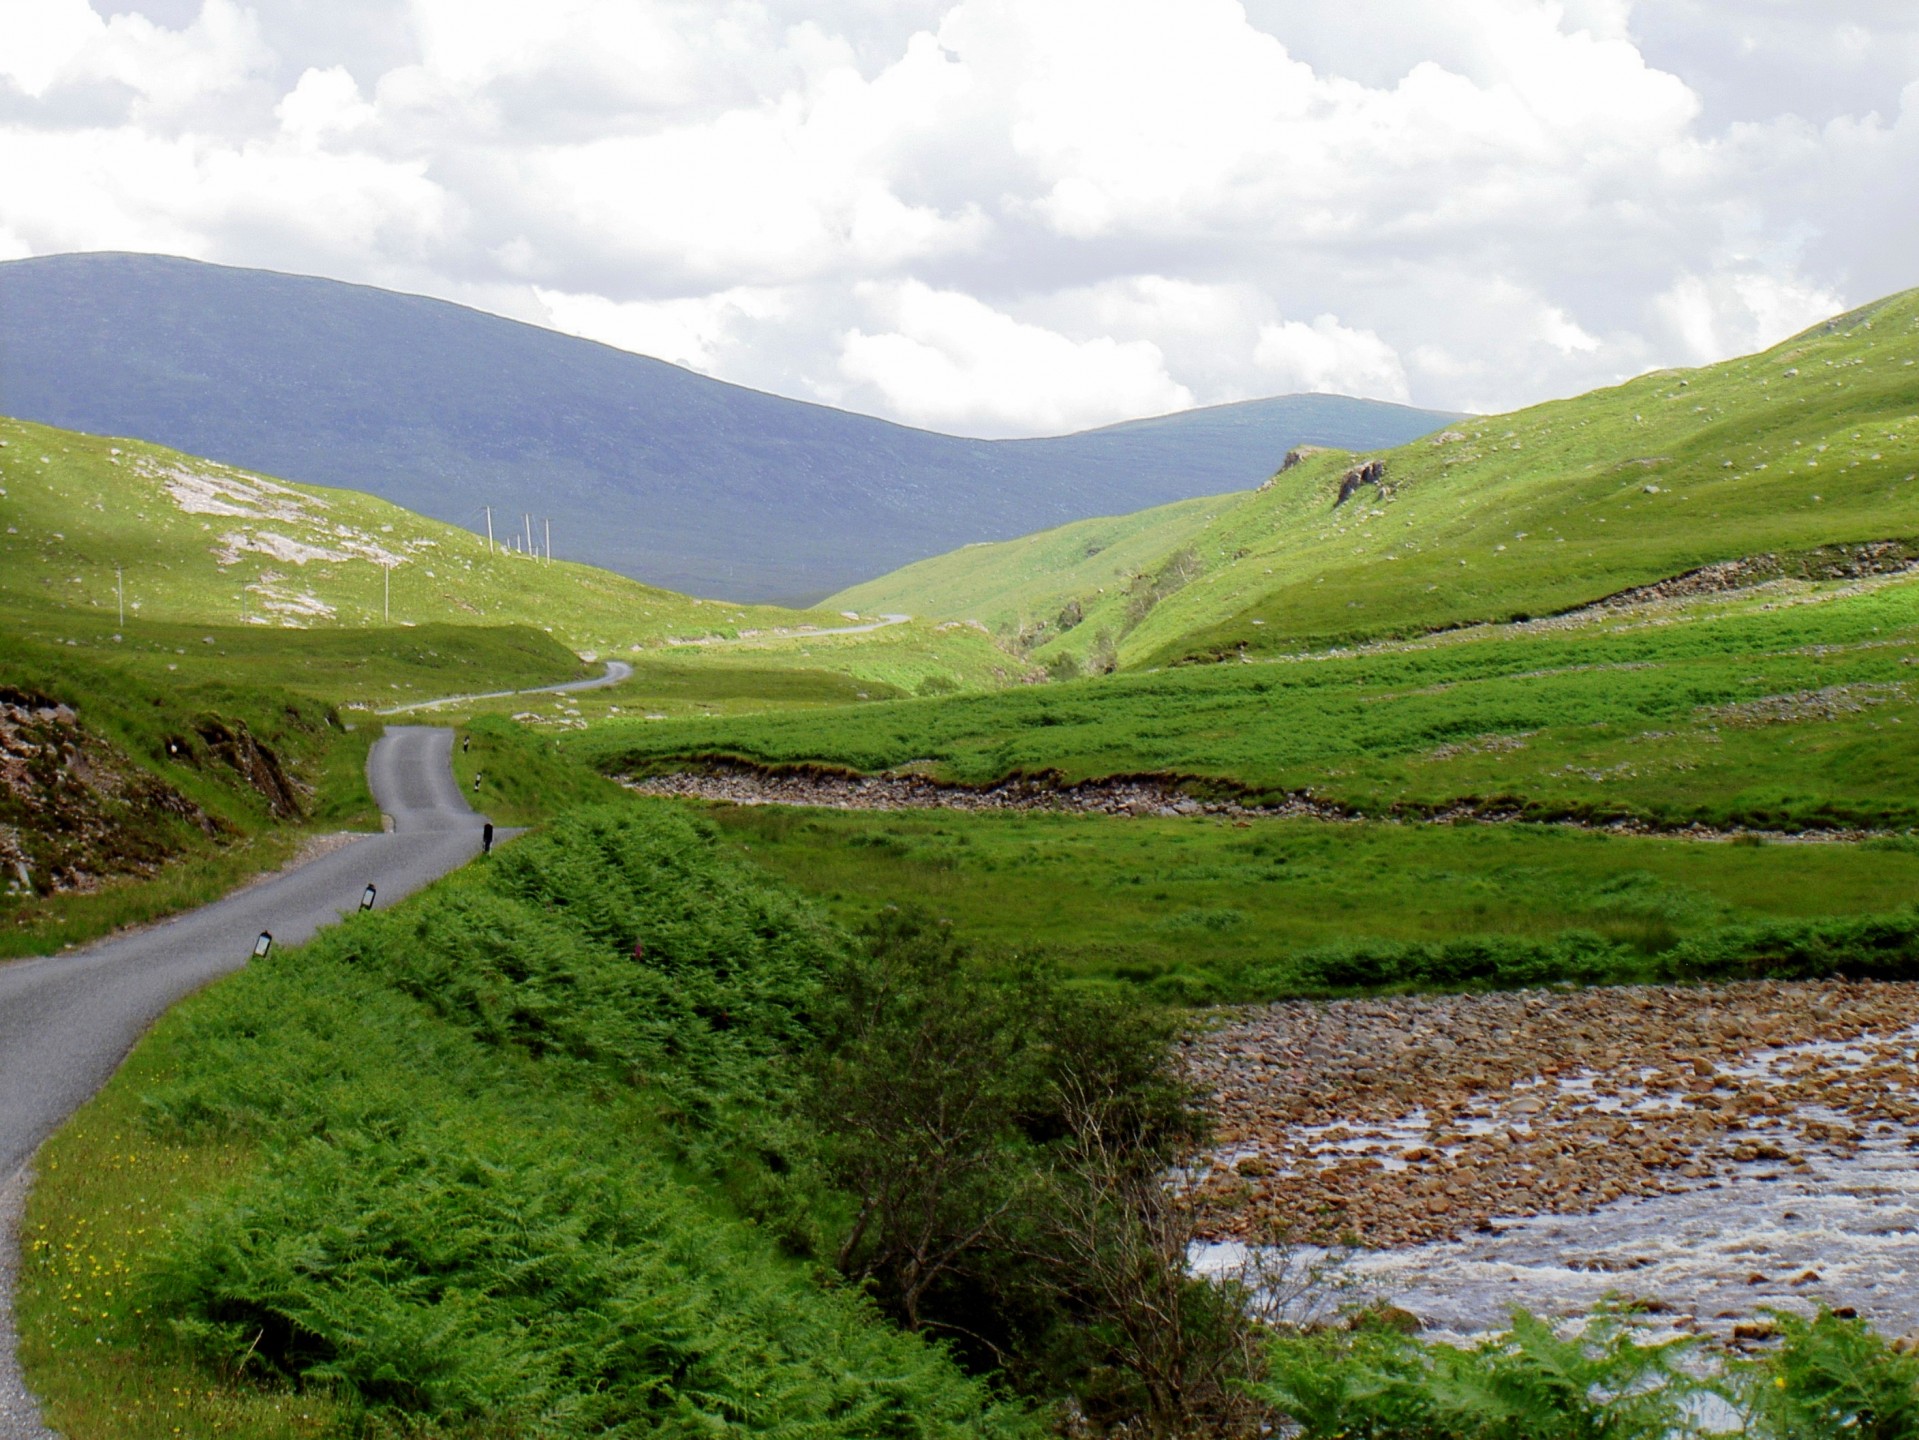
[0,725,492,1436]
[379,658,635,714]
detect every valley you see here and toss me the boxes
[4,284,1919,1439]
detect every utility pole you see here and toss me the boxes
[544,517,551,564]
[484,505,494,554]
[116,566,124,628]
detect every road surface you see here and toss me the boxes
[0,725,493,1437]
[663,613,913,646]
[379,658,634,715]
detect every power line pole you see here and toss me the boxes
[483,505,494,554]
[544,517,551,564]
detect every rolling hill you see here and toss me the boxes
[0,251,1457,602]
[0,415,1034,710]
[840,288,1919,669]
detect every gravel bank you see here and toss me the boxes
[627,765,1883,841]
[1187,980,1919,1249]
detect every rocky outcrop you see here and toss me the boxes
[0,690,217,895]
[193,716,305,819]
[1334,459,1386,507]
[1568,539,1919,616]
[626,762,1347,820]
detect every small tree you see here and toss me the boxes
[808,909,1042,1337]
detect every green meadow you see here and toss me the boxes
[578,568,1919,833]
[700,804,1919,1001]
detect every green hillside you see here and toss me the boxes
[0,414,856,656]
[846,290,1919,672]
[827,492,1227,640]
[0,413,1039,712]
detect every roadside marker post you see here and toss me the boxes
[360,884,377,912]
[253,931,273,959]
[483,822,494,855]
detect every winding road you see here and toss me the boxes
[0,725,492,1438]
[379,658,635,715]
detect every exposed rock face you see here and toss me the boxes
[0,689,217,895]
[1333,460,1386,507]
[1572,540,1919,614]
[193,716,305,819]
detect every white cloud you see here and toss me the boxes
[535,283,792,372]
[1654,270,1846,364]
[838,281,1193,435]
[0,0,102,97]
[1,0,1914,432]
[1252,316,1410,403]
[276,66,376,146]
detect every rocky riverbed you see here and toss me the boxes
[1186,980,1919,1336]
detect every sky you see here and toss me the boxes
[2,1,1917,438]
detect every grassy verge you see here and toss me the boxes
[450,713,626,824]
[2,828,314,962]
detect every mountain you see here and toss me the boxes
[0,252,1457,602]
[833,287,1919,669]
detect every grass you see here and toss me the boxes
[577,567,1919,834]
[452,713,627,825]
[440,620,1039,732]
[19,803,1029,1438]
[827,492,1229,639]
[700,804,1919,1001]
[835,287,1919,672]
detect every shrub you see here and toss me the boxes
[1260,1309,1715,1439]
[1744,1309,1919,1440]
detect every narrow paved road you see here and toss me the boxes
[664,613,913,646]
[379,658,635,715]
[0,725,493,1438]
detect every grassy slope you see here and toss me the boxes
[0,414,854,655]
[0,414,1036,705]
[578,565,1919,832]
[826,493,1227,636]
[842,289,1919,671]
